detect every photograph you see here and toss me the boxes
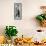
[14,3,22,20]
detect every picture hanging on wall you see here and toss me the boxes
[14,3,22,20]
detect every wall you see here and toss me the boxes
[0,0,46,37]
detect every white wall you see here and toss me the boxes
[0,0,46,37]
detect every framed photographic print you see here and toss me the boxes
[14,3,22,20]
